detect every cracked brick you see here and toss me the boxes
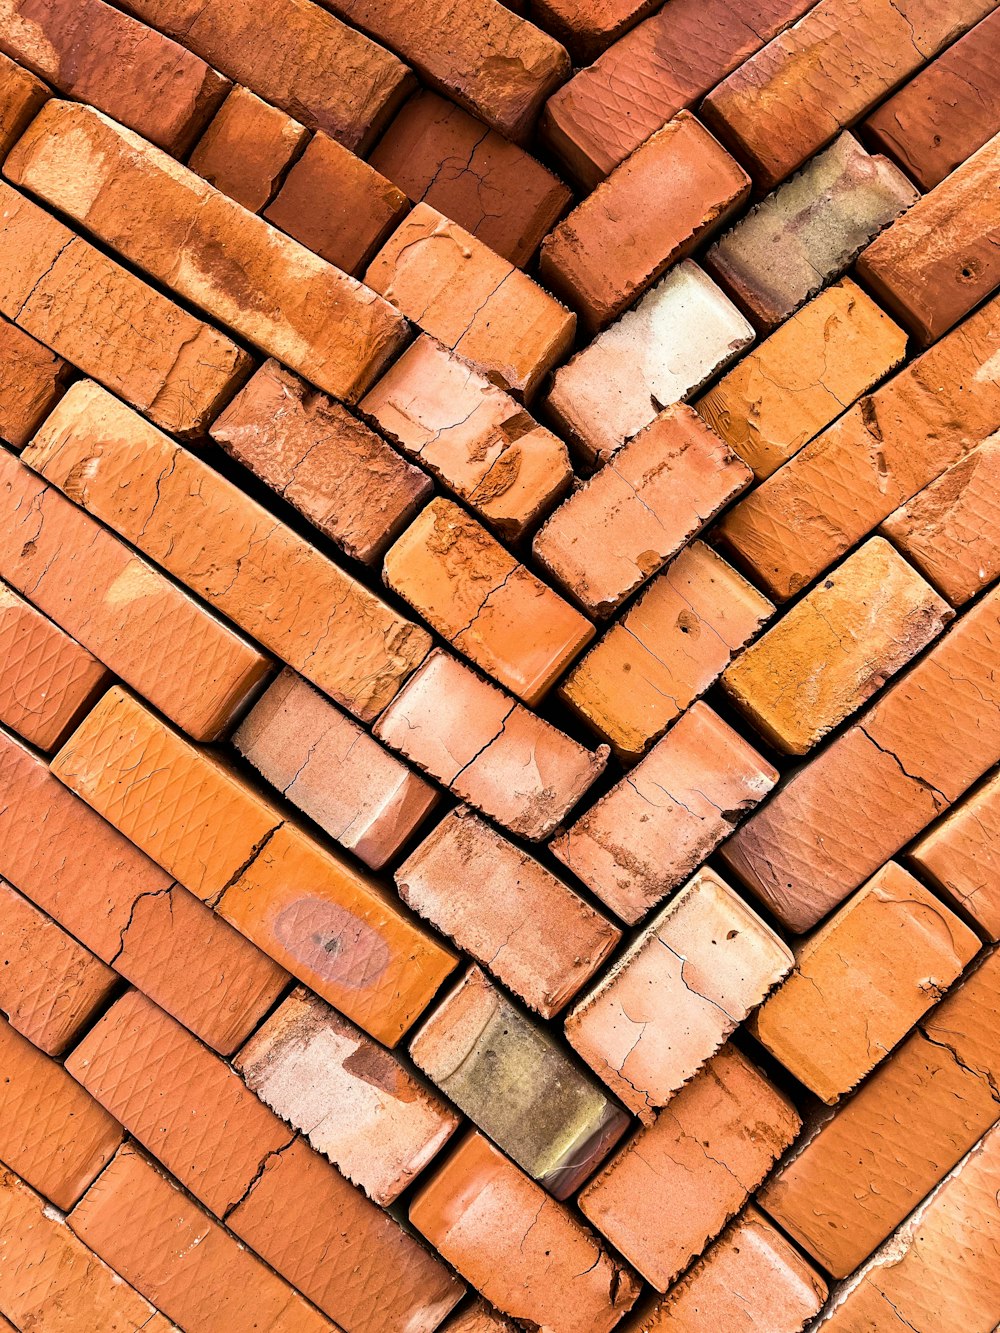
[188,86,307,212]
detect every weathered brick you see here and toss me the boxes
[188,85,306,211]
[0,45,46,153]
[439,1303,518,1333]
[531,0,658,64]
[909,773,1000,941]
[0,315,70,450]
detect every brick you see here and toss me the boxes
[863,10,1000,190]
[367,204,574,401]
[360,335,570,542]
[234,669,438,871]
[539,113,749,332]
[384,498,593,705]
[704,133,917,333]
[323,0,568,143]
[722,586,1000,932]
[440,1303,518,1333]
[551,702,778,923]
[396,806,620,1017]
[54,687,456,1045]
[701,0,994,192]
[0,722,288,1054]
[116,0,413,151]
[369,89,570,267]
[0,580,110,751]
[696,279,908,479]
[0,879,116,1056]
[0,451,268,741]
[0,45,47,153]
[579,1044,800,1290]
[814,1123,1000,1332]
[923,946,1000,1104]
[858,134,1000,344]
[540,0,812,189]
[544,261,754,466]
[0,1164,170,1333]
[0,1018,122,1209]
[68,1144,333,1333]
[0,183,249,437]
[564,869,792,1120]
[722,537,952,754]
[909,773,1000,941]
[235,985,459,1206]
[716,293,1000,602]
[560,543,773,761]
[374,649,608,841]
[0,315,70,449]
[411,1131,641,1330]
[531,0,658,63]
[881,433,1000,606]
[7,102,409,403]
[533,405,752,618]
[27,380,429,721]
[264,130,408,274]
[758,949,1000,1278]
[637,1206,828,1332]
[188,85,306,212]
[211,359,431,566]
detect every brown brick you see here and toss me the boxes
[0,315,70,450]
[0,45,46,153]
[439,1303,518,1333]
[188,85,306,211]
[909,773,1000,941]
[531,0,658,64]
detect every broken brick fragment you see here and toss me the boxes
[188,85,306,212]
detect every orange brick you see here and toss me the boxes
[188,85,306,211]
[0,316,70,450]
[909,772,1000,941]
[410,1132,641,1330]
[564,869,792,1120]
[560,542,773,762]
[366,203,575,400]
[439,1302,518,1333]
[384,498,593,705]
[531,0,658,63]
[0,879,116,1056]
[7,100,410,403]
[26,379,428,721]
[0,46,47,153]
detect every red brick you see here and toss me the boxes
[539,112,749,331]
[0,315,70,450]
[7,100,409,403]
[532,0,659,63]
[366,203,575,400]
[0,581,110,751]
[369,89,570,267]
[374,649,608,842]
[909,772,1000,941]
[551,702,777,924]
[0,47,46,152]
[188,85,306,211]
[211,358,431,566]
[439,1303,518,1333]
[410,1131,641,1331]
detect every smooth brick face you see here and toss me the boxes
[28,380,428,721]
[384,498,593,705]
[579,1044,800,1290]
[701,0,994,191]
[234,669,438,871]
[858,134,1000,344]
[863,10,1000,190]
[361,337,569,541]
[696,280,908,479]
[374,650,608,841]
[704,134,917,333]
[564,870,792,1120]
[909,773,1000,940]
[545,261,754,465]
[541,0,811,188]
[0,582,110,751]
[410,1132,641,1331]
[722,587,1000,932]
[0,880,116,1056]
[0,316,70,450]
[369,90,571,267]
[551,702,777,923]
[211,359,431,566]
[560,542,773,760]
[531,0,658,63]
[235,985,459,1206]
[0,183,250,437]
[411,968,629,1199]
[722,538,951,754]
[540,113,748,332]
[188,86,306,211]
[0,46,47,152]
[534,405,751,618]
[117,0,413,151]
[717,293,1000,602]
[7,101,409,403]
[0,450,269,741]
[397,807,620,1018]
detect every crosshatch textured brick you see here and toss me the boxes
[1,4,999,1329]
